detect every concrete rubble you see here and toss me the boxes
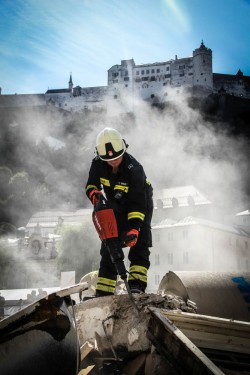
[74,292,199,374]
[74,283,250,375]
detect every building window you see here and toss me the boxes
[155,232,160,242]
[151,69,155,73]
[125,84,128,87]
[157,68,160,73]
[179,65,185,69]
[155,254,160,265]
[179,73,184,77]
[165,74,171,78]
[114,95,118,99]
[151,94,155,98]
[124,77,129,81]
[142,77,149,81]
[183,230,188,240]
[155,274,160,285]
[141,70,145,75]
[136,71,139,75]
[167,253,173,265]
[183,252,189,264]
[150,76,156,81]
[125,70,128,76]
[146,69,150,74]
[166,66,169,71]
[135,78,141,83]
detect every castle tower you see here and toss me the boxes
[192,41,213,93]
[69,73,73,91]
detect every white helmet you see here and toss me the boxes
[96,128,127,161]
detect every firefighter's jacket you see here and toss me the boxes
[85,152,153,240]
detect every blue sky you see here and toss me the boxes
[0,0,250,94]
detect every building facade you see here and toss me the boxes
[148,216,250,293]
[1,42,249,112]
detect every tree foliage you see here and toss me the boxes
[56,223,100,282]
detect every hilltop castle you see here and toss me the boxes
[0,41,249,113]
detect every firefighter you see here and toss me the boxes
[85,127,153,296]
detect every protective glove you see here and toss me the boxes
[89,189,103,206]
[124,229,139,247]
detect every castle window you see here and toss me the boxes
[124,77,129,81]
[112,72,118,78]
[135,78,141,82]
[113,79,118,83]
[165,74,171,78]
[146,69,150,74]
[151,69,155,73]
[141,70,145,75]
[166,66,170,71]
[157,68,160,73]
[125,70,128,76]
[179,65,185,69]
[179,73,184,77]
[150,76,156,81]
[142,77,148,81]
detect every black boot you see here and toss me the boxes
[128,281,146,294]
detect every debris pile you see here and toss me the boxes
[74,292,197,374]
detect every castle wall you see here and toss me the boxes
[1,42,249,111]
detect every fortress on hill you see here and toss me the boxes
[0,41,250,113]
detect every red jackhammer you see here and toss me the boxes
[92,195,140,315]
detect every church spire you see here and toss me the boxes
[69,73,73,91]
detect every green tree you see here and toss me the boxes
[57,223,100,282]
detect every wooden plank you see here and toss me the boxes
[80,341,94,361]
[147,307,225,375]
[55,282,88,297]
[163,310,250,354]
[78,365,95,375]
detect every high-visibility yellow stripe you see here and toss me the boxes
[97,277,116,287]
[129,265,148,283]
[100,178,110,187]
[114,185,129,193]
[128,273,147,283]
[96,284,115,293]
[129,265,147,275]
[86,184,98,192]
[128,212,145,221]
